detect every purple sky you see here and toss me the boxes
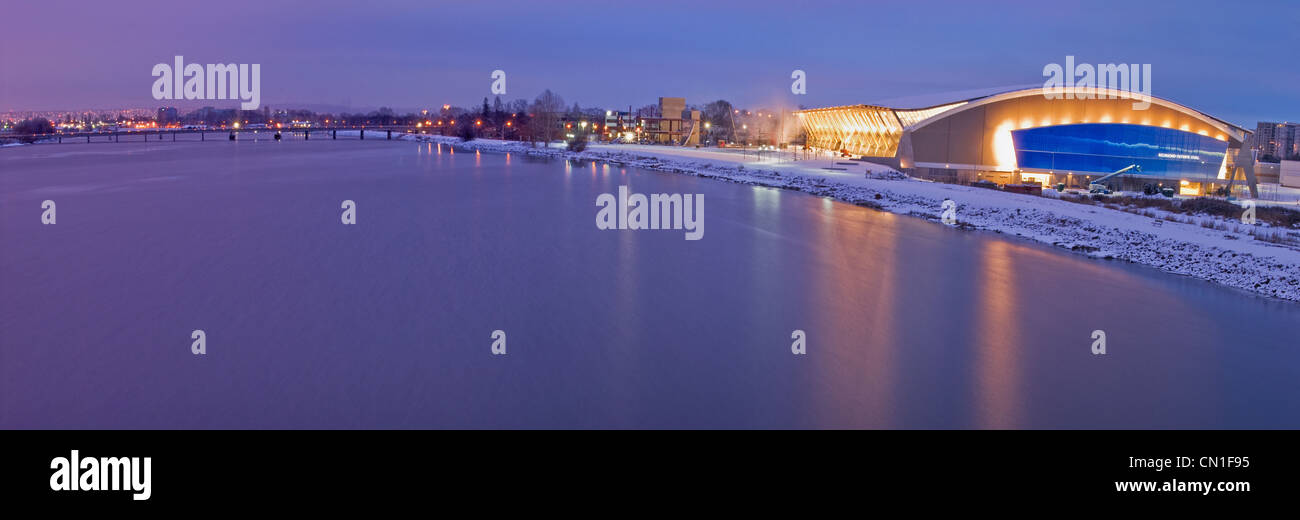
[3,0,1296,125]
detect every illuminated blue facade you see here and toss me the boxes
[1011,123,1227,180]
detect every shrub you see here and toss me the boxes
[1178,197,1240,218]
[1106,195,1176,211]
[568,133,588,152]
[1257,206,1300,228]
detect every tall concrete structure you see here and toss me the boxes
[643,97,694,145]
[659,97,685,120]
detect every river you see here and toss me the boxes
[2,139,1297,428]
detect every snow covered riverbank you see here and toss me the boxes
[402,134,1300,302]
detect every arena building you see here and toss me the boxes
[795,87,1257,197]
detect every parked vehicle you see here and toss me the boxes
[1004,183,1043,196]
[1089,164,1139,194]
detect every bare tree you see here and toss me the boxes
[12,118,54,143]
[529,89,565,146]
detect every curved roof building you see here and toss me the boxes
[795,87,1256,196]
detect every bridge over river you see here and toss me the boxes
[2,125,425,145]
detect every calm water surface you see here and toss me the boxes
[2,139,1297,428]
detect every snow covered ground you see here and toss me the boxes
[402,134,1300,302]
[1255,183,1300,207]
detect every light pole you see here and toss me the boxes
[742,123,750,158]
[730,109,738,146]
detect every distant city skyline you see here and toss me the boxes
[3,0,1296,126]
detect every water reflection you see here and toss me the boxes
[973,240,1022,429]
[811,203,901,428]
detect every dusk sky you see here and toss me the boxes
[3,0,1296,125]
